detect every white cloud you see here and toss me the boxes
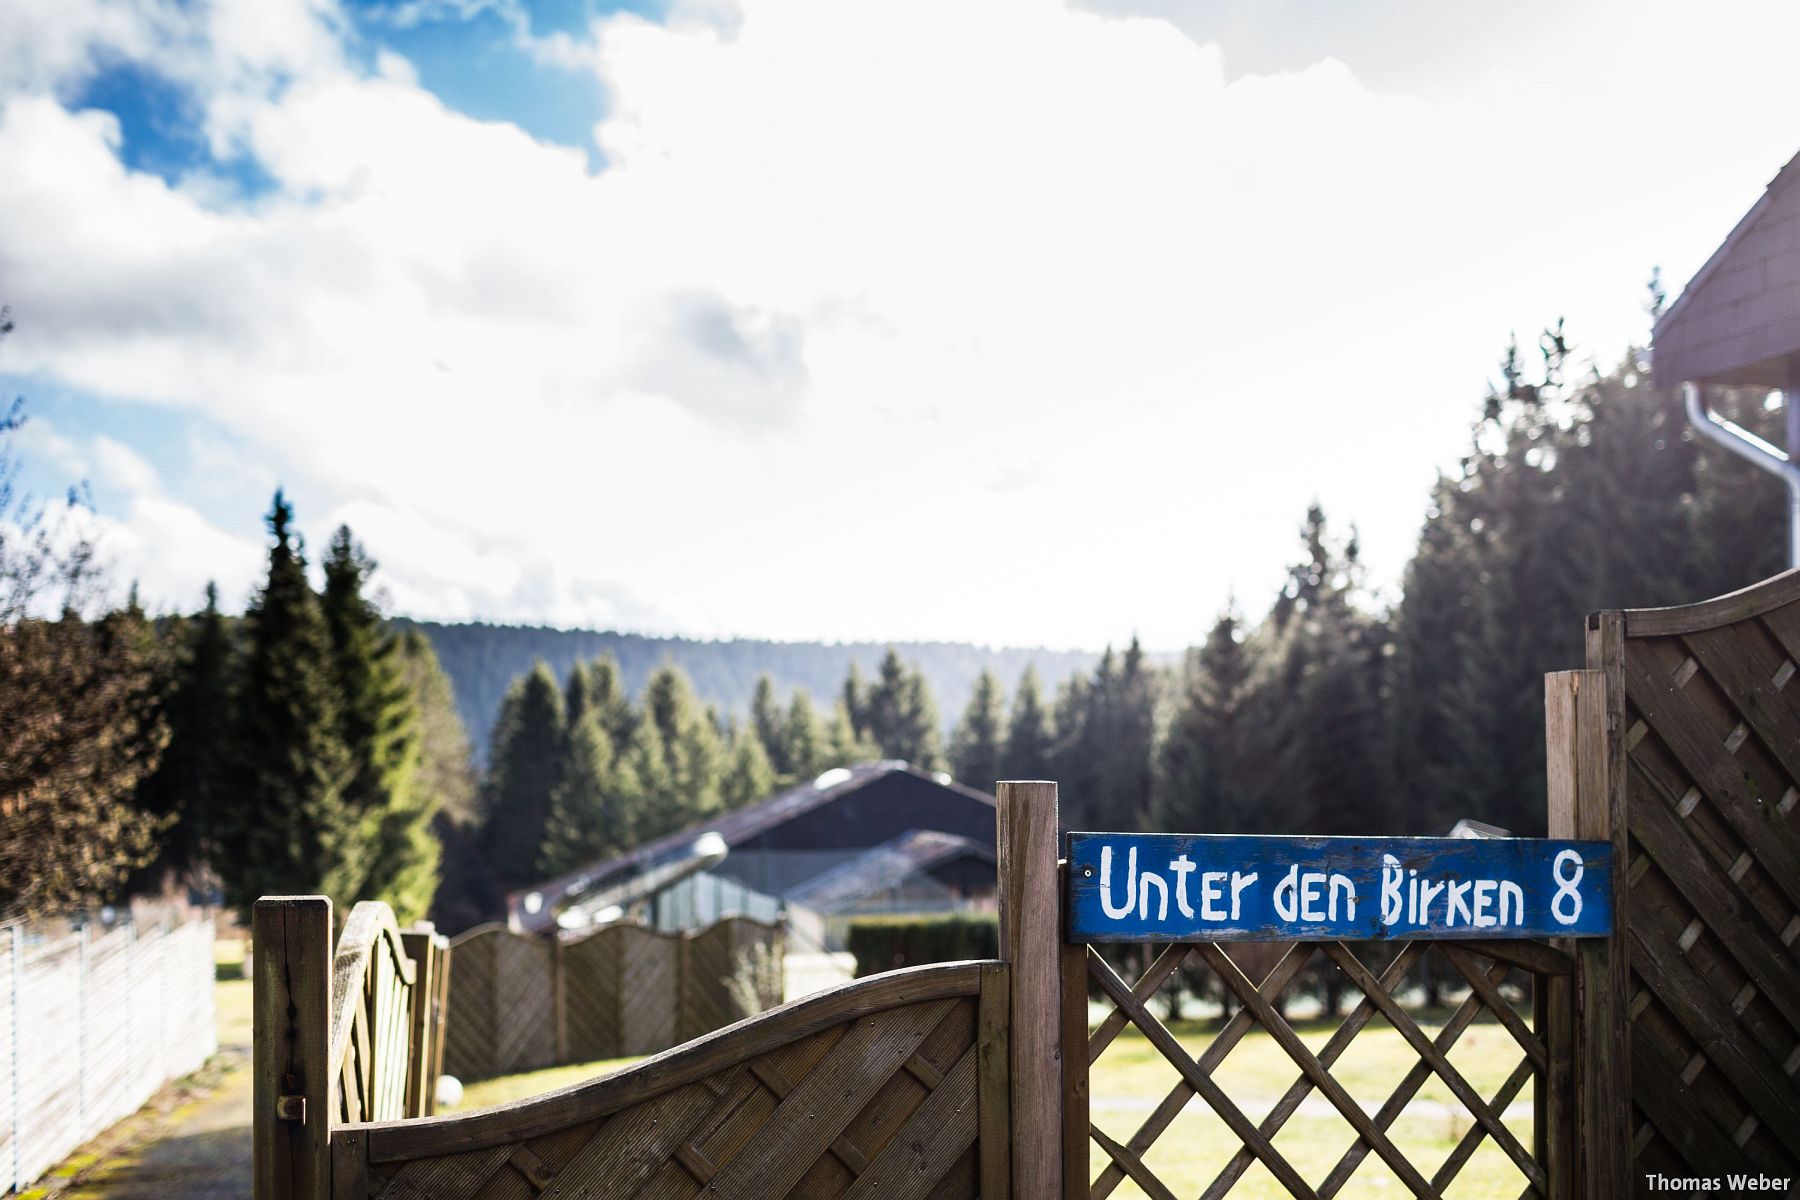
[10,416,265,613]
[2,0,1799,646]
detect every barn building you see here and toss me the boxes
[507,761,999,945]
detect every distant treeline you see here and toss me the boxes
[402,620,1105,768]
[476,322,1787,860]
[2,298,1787,929]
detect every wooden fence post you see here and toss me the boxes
[253,897,332,1200]
[998,780,1063,1200]
[1545,668,1632,1197]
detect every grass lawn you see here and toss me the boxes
[444,1006,1539,1198]
[214,937,253,1050]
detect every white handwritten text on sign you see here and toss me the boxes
[1065,834,1613,942]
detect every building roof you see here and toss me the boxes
[783,830,996,915]
[509,761,996,932]
[1653,150,1800,388]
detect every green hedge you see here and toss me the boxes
[847,913,1000,977]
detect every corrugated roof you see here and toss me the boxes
[783,829,995,914]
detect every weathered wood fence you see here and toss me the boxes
[0,912,216,1194]
[252,898,449,1200]
[443,917,784,1081]
[251,572,1800,1199]
[1592,571,1800,1187]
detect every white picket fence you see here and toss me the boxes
[0,914,217,1193]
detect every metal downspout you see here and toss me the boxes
[1683,381,1800,569]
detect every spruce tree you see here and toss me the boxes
[1000,667,1054,782]
[949,669,1005,790]
[1096,639,1156,830]
[481,661,566,887]
[395,630,479,827]
[584,655,636,748]
[841,662,869,738]
[721,722,777,810]
[782,690,826,781]
[565,658,599,728]
[864,649,944,769]
[643,664,725,829]
[750,675,789,776]
[322,526,438,920]
[824,700,880,769]
[538,707,631,875]
[1051,671,1102,829]
[218,493,357,914]
[1154,607,1258,832]
[134,582,236,880]
[618,714,678,840]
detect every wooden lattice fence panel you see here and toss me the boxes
[1594,572,1800,1189]
[334,961,1011,1200]
[1065,938,1570,1199]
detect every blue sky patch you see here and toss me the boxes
[343,0,671,169]
[72,60,278,200]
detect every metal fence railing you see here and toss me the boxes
[0,912,217,1194]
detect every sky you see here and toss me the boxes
[1,0,1797,650]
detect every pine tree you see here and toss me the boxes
[481,661,567,887]
[949,669,1005,790]
[1051,671,1101,829]
[565,659,599,728]
[395,630,479,827]
[841,662,868,738]
[538,708,632,875]
[134,583,236,880]
[218,493,358,914]
[584,655,636,748]
[1255,507,1395,835]
[618,714,678,840]
[782,690,826,781]
[750,675,789,776]
[642,664,725,830]
[721,722,777,810]
[1099,639,1156,829]
[1154,606,1255,833]
[824,700,880,769]
[863,649,944,768]
[999,667,1054,782]
[322,526,438,920]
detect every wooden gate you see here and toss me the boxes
[990,773,1618,1200]
[1589,569,1800,1190]
[254,900,1011,1199]
[247,567,1800,1197]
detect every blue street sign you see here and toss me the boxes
[1066,833,1613,942]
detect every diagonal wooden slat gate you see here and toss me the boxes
[1590,570,1800,1191]
[253,572,1800,1199]
[1062,939,1573,1200]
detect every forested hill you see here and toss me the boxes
[399,620,1104,764]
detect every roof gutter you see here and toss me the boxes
[1684,382,1800,569]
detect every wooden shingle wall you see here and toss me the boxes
[1654,154,1800,388]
